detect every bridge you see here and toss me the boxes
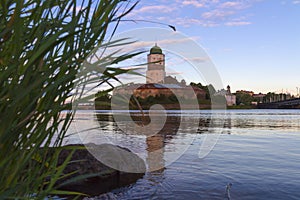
[257,98,300,109]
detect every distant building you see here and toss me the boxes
[252,93,266,103]
[214,85,236,106]
[116,83,206,100]
[225,85,236,106]
[164,75,179,84]
[214,89,227,96]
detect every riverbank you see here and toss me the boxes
[227,105,256,109]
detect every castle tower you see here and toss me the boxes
[227,85,231,94]
[146,44,165,83]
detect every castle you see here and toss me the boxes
[114,44,206,101]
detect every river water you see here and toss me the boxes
[67,109,300,200]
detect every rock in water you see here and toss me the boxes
[56,143,145,198]
[87,143,146,173]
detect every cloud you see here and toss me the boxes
[166,56,210,68]
[179,0,221,7]
[104,36,200,55]
[292,0,300,4]
[130,37,200,49]
[202,10,235,20]
[221,48,233,52]
[181,0,206,7]
[186,56,210,62]
[172,17,219,27]
[138,5,176,13]
[219,1,249,9]
[125,0,260,28]
[171,15,251,28]
[224,21,252,26]
[198,1,257,26]
[171,17,202,26]
[128,5,177,17]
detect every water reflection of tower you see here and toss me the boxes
[146,135,165,172]
[146,115,180,172]
[224,114,232,134]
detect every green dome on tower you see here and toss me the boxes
[150,44,162,54]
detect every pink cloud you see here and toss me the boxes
[182,0,205,7]
[133,5,177,14]
[224,21,252,26]
[202,10,235,20]
[171,17,219,27]
[219,1,248,9]
[125,0,259,28]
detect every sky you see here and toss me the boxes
[112,0,300,95]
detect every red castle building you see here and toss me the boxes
[114,44,206,102]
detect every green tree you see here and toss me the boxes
[190,82,216,99]
[207,84,216,97]
[236,92,254,105]
[95,91,112,110]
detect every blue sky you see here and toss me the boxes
[113,0,300,94]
